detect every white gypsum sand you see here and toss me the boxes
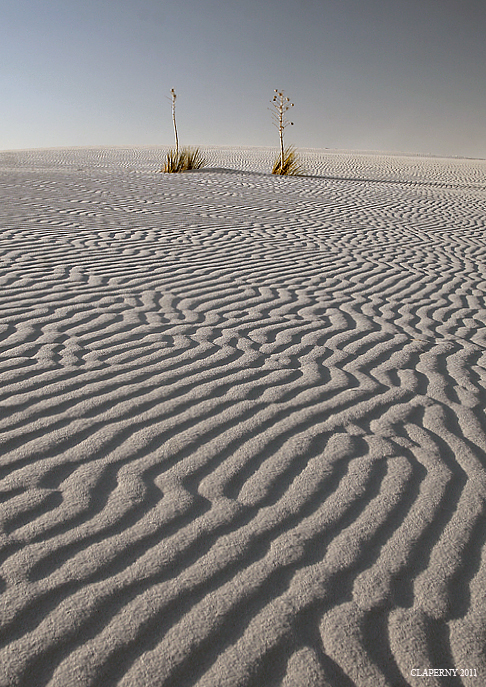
[0,145,485,687]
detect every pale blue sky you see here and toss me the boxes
[2,0,485,157]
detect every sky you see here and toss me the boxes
[1,0,485,157]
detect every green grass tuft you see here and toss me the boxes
[271,147,304,176]
[162,147,206,173]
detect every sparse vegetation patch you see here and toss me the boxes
[270,90,303,175]
[162,147,206,173]
[271,146,304,176]
[162,89,205,173]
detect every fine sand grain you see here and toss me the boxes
[0,145,485,686]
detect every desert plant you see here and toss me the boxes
[270,89,301,175]
[163,148,186,173]
[170,88,179,156]
[271,146,304,176]
[162,90,206,173]
[162,147,206,173]
[162,88,182,172]
[182,147,205,170]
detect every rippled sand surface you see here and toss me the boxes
[1,146,486,686]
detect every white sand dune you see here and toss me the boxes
[0,145,485,686]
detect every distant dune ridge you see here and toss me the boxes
[0,145,485,686]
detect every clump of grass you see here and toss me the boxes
[162,147,205,173]
[163,148,186,173]
[271,146,304,176]
[183,147,205,170]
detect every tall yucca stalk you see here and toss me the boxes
[162,89,206,173]
[270,89,294,173]
[170,88,179,156]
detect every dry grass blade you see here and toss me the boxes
[271,147,304,176]
[162,148,186,173]
[162,147,206,173]
[183,147,206,170]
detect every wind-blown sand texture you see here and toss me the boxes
[1,145,486,687]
